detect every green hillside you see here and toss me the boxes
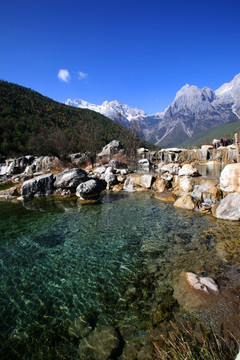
[177,120,240,148]
[0,80,156,157]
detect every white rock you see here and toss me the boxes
[214,192,240,221]
[179,164,199,177]
[220,163,240,193]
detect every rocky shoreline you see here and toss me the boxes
[1,141,240,222]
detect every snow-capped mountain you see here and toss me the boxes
[65,73,240,147]
[215,73,240,116]
[65,99,146,127]
[152,75,240,146]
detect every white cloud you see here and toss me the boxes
[57,69,71,82]
[77,71,88,80]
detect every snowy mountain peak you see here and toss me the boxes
[65,98,146,122]
[215,73,240,97]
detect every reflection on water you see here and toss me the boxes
[0,193,239,359]
[195,161,225,179]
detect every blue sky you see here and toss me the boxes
[1,0,240,114]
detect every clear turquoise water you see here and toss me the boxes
[0,192,236,359]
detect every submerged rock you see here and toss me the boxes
[78,325,120,360]
[21,174,53,199]
[154,192,176,202]
[173,271,219,311]
[0,186,19,199]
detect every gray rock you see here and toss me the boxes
[104,173,117,187]
[93,166,106,175]
[109,160,128,169]
[214,193,240,220]
[78,325,120,360]
[21,174,53,199]
[98,140,124,159]
[54,168,87,190]
[76,179,106,199]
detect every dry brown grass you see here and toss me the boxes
[153,321,238,360]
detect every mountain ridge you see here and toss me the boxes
[66,74,240,147]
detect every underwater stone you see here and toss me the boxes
[174,271,219,311]
[78,325,120,360]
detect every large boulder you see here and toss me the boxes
[172,175,195,196]
[21,174,53,199]
[220,163,240,193]
[213,193,240,221]
[31,156,60,173]
[54,168,87,190]
[78,325,120,360]
[76,179,106,200]
[191,179,222,206]
[98,140,124,160]
[173,194,195,210]
[160,163,181,175]
[152,177,170,193]
[178,164,200,177]
[159,163,181,181]
[132,174,153,189]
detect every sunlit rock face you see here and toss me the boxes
[54,168,88,190]
[220,163,240,193]
[173,194,195,210]
[191,179,222,206]
[213,192,240,221]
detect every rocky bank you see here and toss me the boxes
[1,141,240,221]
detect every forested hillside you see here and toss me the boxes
[0,81,154,156]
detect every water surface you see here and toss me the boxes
[0,193,239,359]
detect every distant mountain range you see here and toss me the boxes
[66,74,240,147]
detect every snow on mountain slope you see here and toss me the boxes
[65,73,240,147]
[215,73,240,117]
[65,99,146,122]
